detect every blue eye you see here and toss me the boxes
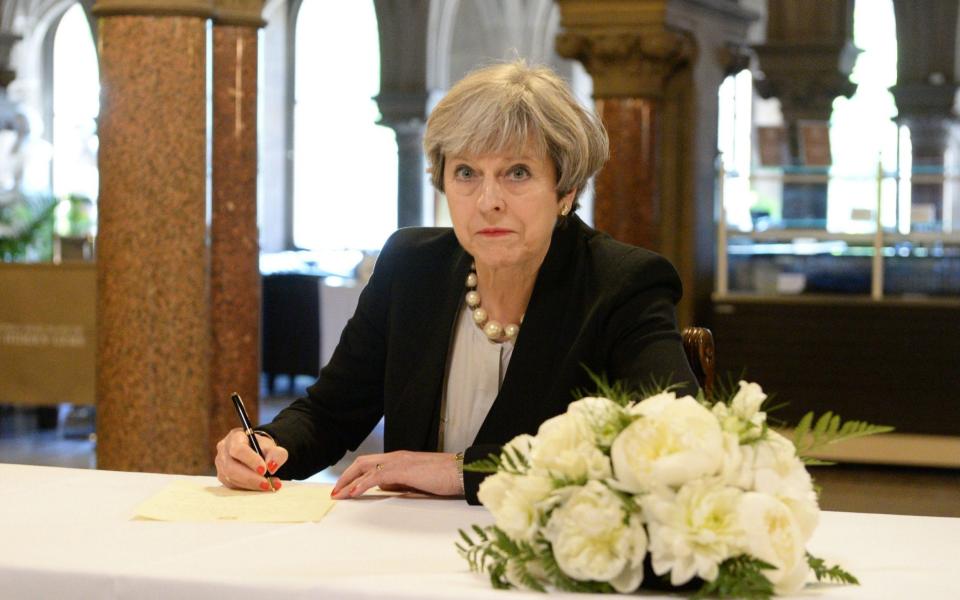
[454,165,474,179]
[507,165,531,180]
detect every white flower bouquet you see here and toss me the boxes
[458,380,892,597]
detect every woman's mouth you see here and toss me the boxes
[477,228,513,237]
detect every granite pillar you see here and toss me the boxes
[209,5,263,453]
[556,22,691,252]
[593,98,659,249]
[94,5,211,473]
[556,0,756,327]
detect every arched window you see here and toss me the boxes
[292,0,397,250]
[51,3,99,204]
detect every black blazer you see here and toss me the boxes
[260,215,697,503]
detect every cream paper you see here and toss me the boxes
[133,480,335,523]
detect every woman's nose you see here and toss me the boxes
[476,178,505,212]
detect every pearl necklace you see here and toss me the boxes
[464,266,521,342]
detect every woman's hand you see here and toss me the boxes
[330,450,462,499]
[215,428,289,492]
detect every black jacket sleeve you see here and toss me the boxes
[257,233,401,480]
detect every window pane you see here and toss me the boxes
[293,0,398,250]
[52,4,100,203]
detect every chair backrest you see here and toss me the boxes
[681,326,715,399]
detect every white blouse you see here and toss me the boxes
[440,304,515,454]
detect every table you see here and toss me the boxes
[1,463,957,599]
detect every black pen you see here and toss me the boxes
[231,392,265,461]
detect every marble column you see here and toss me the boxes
[556,23,692,252]
[556,0,756,327]
[209,1,264,453]
[93,0,212,473]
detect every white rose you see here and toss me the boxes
[544,481,647,592]
[736,492,810,595]
[477,471,554,542]
[642,479,744,586]
[611,396,724,492]
[567,396,627,446]
[530,412,612,482]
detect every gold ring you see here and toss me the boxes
[376,463,383,471]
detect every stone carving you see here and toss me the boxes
[555,28,693,98]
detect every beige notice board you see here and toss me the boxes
[0,262,96,405]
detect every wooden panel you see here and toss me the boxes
[0,263,96,406]
[711,298,960,437]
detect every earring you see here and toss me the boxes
[560,204,570,216]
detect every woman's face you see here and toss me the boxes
[444,143,574,272]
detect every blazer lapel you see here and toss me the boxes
[474,217,584,443]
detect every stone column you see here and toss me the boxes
[208,1,264,453]
[93,0,212,474]
[374,0,429,227]
[753,0,857,226]
[377,93,427,228]
[555,0,755,327]
[556,8,692,251]
[890,0,959,230]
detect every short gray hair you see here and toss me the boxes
[423,61,608,206]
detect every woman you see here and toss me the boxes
[215,61,697,504]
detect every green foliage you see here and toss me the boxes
[692,555,776,599]
[463,443,530,475]
[807,552,860,585]
[793,411,894,463]
[457,525,614,594]
[0,195,57,261]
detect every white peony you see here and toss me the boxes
[642,479,744,585]
[626,390,677,418]
[611,395,724,492]
[544,481,647,592]
[567,396,627,446]
[712,381,768,443]
[724,430,820,541]
[529,412,612,482]
[736,492,810,595]
[477,471,554,542]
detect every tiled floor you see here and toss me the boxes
[1,380,958,517]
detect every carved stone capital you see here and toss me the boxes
[754,42,857,122]
[556,28,693,98]
[213,0,265,28]
[92,0,215,19]
[375,90,429,129]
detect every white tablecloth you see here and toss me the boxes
[1,463,957,599]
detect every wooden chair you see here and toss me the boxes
[682,326,715,399]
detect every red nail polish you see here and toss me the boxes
[259,481,270,491]
[272,479,282,490]
[268,461,278,473]
[256,466,265,476]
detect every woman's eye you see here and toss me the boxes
[454,165,474,179]
[507,166,530,180]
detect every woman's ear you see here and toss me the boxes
[558,189,577,216]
